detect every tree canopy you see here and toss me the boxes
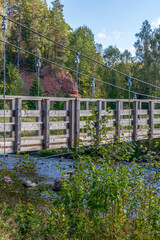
[0,1,160,99]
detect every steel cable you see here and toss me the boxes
[0,38,160,100]
[0,14,160,90]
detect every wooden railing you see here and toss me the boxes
[0,95,160,154]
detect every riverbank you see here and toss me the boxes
[0,142,160,239]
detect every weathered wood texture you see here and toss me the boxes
[0,95,160,153]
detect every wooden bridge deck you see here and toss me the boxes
[0,95,160,154]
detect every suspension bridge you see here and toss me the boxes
[0,14,160,154]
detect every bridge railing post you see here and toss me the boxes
[64,101,69,135]
[84,101,89,134]
[10,99,15,138]
[42,99,50,150]
[149,101,154,139]
[74,99,80,148]
[96,100,102,144]
[138,101,141,130]
[36,100,42,136]
[69,99,75,148]
[15,98,22,153]
[133,100,138,141]
[115,100,121,140]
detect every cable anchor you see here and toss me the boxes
[91,78,95,98]
[133,92,137,100]
[36,56,41,68]
[1,16,7,30]
[127,76,132,87]
[75,52,80,64]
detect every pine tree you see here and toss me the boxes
[28,75,43,109]
[134,20,153,96]
[10,77,25,95]
[67,26,103,97]
[48,0,71,63]
[29,75,43,96]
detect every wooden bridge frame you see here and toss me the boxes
[0,95,160,154]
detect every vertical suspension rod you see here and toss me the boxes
[1,16,7,159]
[36,56,41,96]
[127,76,132,142]
[91,78,95,109]
[75,52,80,149]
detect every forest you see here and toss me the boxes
[0,0,160,99]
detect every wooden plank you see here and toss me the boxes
[80,136,92,141]
[15,98,22,153]
[84,101,89,111]
[120,119,134,126]
[21,139,43,145]
[50,137,68,144]
[120,131,134,138]
[149,101,154,139]
[50,121,69,130]
[138,101,141,130]
[96,100,102,142]
[153,129,160,134]
[137,119,148,125]
[0,149,15,154]
[101,110,115,116]
[21,146,43,152]
[69,100,75,148]
[153,109,160,115]
[36,100,42,136]
[0,95,74,101]
[153,118,160,124]
[49,144,68,149]
[64,101,69,135]
[115,101,121,139]
[80,121,86,128]
[21,110,41,117]
[10,99,15,138]
[75,99,80,147]
[0,141,14,148]
[137,109,148,115]
[21,122,42,131]
[152,135,160,139]
[102,101,106,111]
[137,130,148,136]
[133,101,138,141]
[50,110,67,117]
[80,110,92,117]
[120,109,133,116]
[0,110,14,118]
[83,101,89,134]
[105,120,115,127]
[2,95,160,104]
[80,120,95,128]
[50,134,69,139]
[42,99,50,150]
[0,123,14,132]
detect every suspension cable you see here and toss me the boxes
[0,13,160,90]
[0,38,159,100]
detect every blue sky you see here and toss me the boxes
[46,0,160,56]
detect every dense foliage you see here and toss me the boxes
[0,1,160,98]
[0,140,160,239]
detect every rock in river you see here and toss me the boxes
[22,180,37,188]
[52,171,74,192]
[2,176,13,186]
